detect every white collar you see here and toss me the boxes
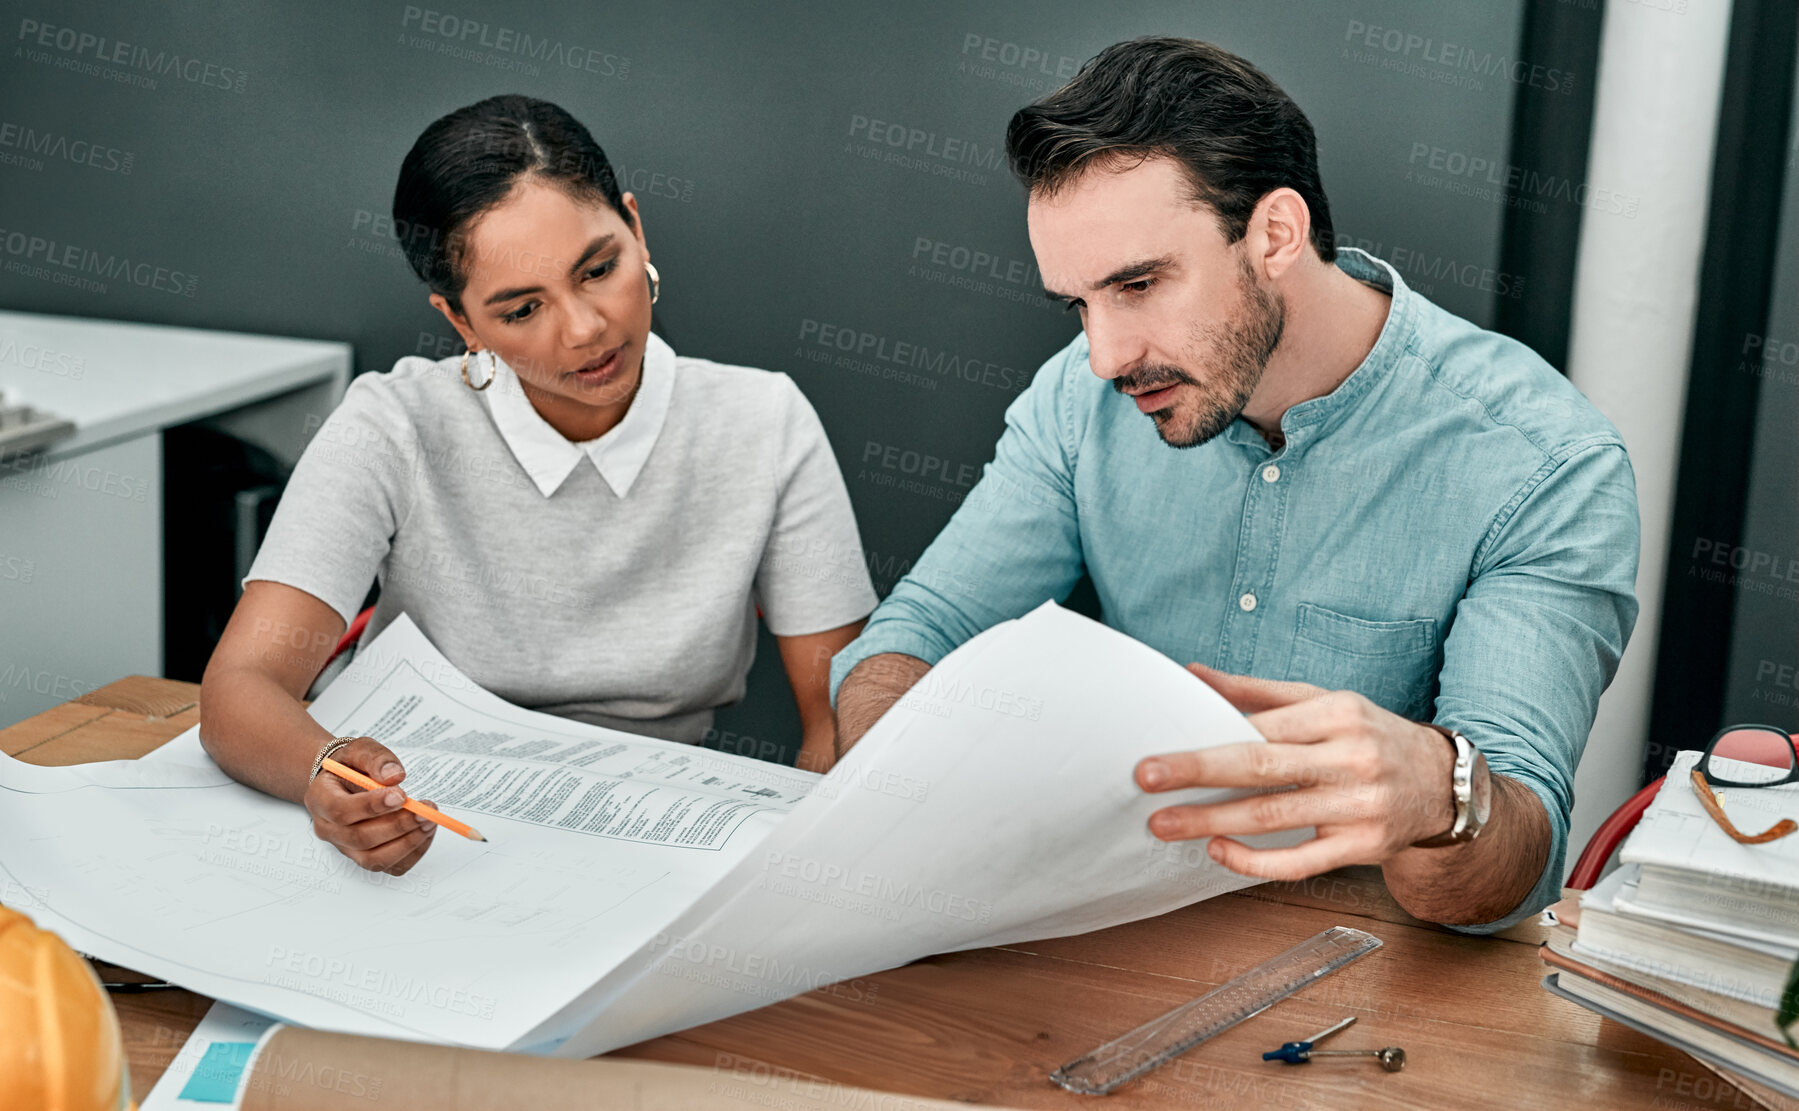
[482,332,677,498]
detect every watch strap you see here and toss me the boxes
[1411,724,1475,848]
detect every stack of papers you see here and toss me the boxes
[1540,750,1799,1098]
[0,601,1304,1056]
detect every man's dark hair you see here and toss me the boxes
[1005,37,1335,262]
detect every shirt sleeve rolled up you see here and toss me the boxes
[1434,441,1640,934]
[828,339,1091,705]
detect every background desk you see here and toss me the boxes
[0,311,351,728]
[0,678,1723,1111]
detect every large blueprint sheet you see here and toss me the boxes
[0,602,1301,1055]
[2,614,813,1050]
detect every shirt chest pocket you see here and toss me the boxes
[1284,603,1439,721]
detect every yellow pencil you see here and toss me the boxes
[320,756,487,842]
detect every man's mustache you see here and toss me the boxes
[1113,364,1199,394]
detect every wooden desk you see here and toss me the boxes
[2,677,1713,1110]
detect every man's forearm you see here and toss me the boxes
[833,652,932,756]
[1381,773,1551,926]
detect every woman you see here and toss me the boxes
[198,95,877,878]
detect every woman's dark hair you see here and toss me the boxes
[392,94,633,314]
[1005,37,1335,262]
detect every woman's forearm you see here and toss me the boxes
[198,665,338,804]
[199,581,354,803]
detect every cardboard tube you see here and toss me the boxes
[240,1026,1029,1111]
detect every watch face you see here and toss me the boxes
[1469,753,1493,828]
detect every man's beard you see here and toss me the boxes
[1113,253,1286,449]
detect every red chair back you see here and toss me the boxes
[1567,777,1663,890]
[312,606,373,689]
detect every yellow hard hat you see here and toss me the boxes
[0,904,135,1111]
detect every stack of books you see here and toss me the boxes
[1541,749,1799,1105]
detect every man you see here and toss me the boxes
[829,37,1639,933]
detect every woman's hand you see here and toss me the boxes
[795,726,837,774]
[303,737,438,874]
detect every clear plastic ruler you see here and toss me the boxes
[1050,925,1383,1095]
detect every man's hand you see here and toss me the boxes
[1135,664,1457,880]
[1137,663,1552,926]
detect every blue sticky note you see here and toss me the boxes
[178,1041,258,1103]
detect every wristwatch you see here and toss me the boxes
[1411,724,1491,847]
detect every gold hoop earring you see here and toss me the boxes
[461,348,495,391]
[644,260,661,305]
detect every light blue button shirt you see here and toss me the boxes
[830,247,1641,932]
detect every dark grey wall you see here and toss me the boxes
[1723,69,1799,732]
[3,0,1535,762]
